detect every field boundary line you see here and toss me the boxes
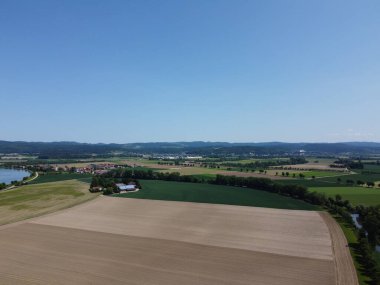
[319,212,359,285]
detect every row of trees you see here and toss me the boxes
[100,168,209,183]
[277,172,306,178]
[333,159,364,169]
[337,178,379,187]
[218,157,307,170]
[356,206,380,283]
[358,229,379,282]
[357,205,380,246]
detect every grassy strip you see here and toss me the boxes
[114,180,318,210]
[333,214,371,285]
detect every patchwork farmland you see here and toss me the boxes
[0,196,357,285]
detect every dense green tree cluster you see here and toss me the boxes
[357,229,380,284]
[101,168,205,183]
[333,159,364,169]
[357,206,380,246]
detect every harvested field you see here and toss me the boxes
[0,197,357,285]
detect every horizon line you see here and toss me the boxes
[1,140,380,145]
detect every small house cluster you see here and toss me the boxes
[31,163,121,174]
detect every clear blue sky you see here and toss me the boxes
[1,0,379,143]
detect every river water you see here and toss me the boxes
[0,168,30,184]
[351,213,380,253]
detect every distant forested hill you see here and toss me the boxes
[0,140,380,157]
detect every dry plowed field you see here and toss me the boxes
[0,197,357,285]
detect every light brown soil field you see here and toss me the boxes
[33,197,332,259]
[0,223,333,285]
[0,197,356,285]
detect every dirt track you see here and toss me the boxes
[319,212,359,285]
[0,197,356,284]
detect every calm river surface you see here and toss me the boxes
[0,168,30,184]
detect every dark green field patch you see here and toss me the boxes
[320,172,380,184]
[277,179,340,187]
[114,180,318,210]
[30,173,92,184]
[278,171,380,188]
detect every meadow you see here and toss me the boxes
[310,186,380,206]
[114,180,318,210]
[0,179,98,225]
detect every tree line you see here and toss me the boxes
[217,157,307,170]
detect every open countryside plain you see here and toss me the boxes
[0,197,357,285]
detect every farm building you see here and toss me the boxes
[116,183,136,192]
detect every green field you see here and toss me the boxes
[278,170,380,188]
[30,173,92,184]
[300,170,343,178]
[362,164,380,172]
[278,178,341,187]
[114,180,318,210]
[0,179,98,225]
[320,172,380,184]
[310,186,380,206]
